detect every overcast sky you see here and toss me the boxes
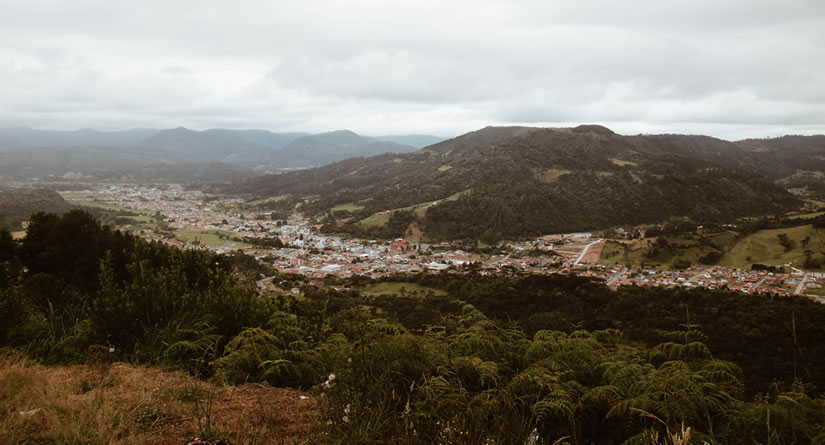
[1,0,824,139]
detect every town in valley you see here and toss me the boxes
[61,184,825,303]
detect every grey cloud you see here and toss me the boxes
[0,0,822,138]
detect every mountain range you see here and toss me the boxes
[223,125,822,241]
[0,127,445,183]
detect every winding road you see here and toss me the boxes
[574,239,603,265]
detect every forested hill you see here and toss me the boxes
[0,188,73,230]
[223,125,803,241]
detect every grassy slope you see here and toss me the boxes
[787,210,825,220]
[358,212,391,228]
[361,282,447,297]
[719,224,825,269]
[331,202,365,212]
[599,237,720,268]
[247,194,288,206]
[176,229,251,248]
[356,189,473,229]
[0,352,315,445]
[601,225,825,270]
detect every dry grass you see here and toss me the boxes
[0,350,317,445]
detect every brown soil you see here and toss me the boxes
[404,221,425,242]
[581,240,606,264]
[1,355,317,445]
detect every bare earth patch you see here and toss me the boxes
[581,240,606,264]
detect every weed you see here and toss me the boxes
[134,405,161,426]
[174,380,206,403]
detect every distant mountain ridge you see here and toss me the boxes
[222,125,818,241]
[270,130,420,168]
[0,128,160,150]
[0,127,444,183]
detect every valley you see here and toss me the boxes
[5,124,825,444]
[59,184,825,301]
[6,3,825,442]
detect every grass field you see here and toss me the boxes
[356,190,472,229]
[445,189,472,201]
[609,158,638,167]
[599,225,825,271]
[719,224,824,269]
[246,195,287,206]
[787,211,825,220]
[534,168,572,183]
[59,191,97,200]
[331,202,365,212]
[599,237,720,269]
[358,212,391,228]
[176,229,250,248]
[599,241,626,264]
[119,215,163,232]
[807,287,825,296]
[361,282,447,297]
[75,200,132,211]
[704,230,740,247]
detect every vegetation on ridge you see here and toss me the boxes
[224,126,803,242]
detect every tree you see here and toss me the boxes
[777,233,795,253]
[0,229,16,262]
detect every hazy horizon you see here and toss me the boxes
[1,1,824,140]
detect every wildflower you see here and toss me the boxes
[342,415,349,423]
[328,373,336,382]
[109,347,115,353]
[344,403,350,414]
[347,357,352,364]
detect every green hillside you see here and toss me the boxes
[599,222,825,271]
[719,224,825,269]
[0,188,74,230]
[223,125,802,242]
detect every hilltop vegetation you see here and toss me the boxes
[225,125,804,242]
[3,212,825,443]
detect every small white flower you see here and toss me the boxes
[347,357,352,364]
[328,373,336,382]
[342,415,349,423]
[108,347,115,353]
[344,404,351,414]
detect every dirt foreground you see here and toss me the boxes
[0,352,317,444]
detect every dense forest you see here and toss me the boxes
[2,211,825,443]
[224,126,806,242]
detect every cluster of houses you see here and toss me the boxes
[602,264,817,297]
[66,185,825,302]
